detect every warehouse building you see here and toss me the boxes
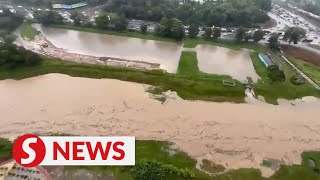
[52,2,87,9]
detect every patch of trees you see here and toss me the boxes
[268,34,280,51]
[129,160,194,180]
[154,17,185,41]
[267,65,285,82]
[301,3,320,16]
[0,43,42,69]
[188,25,199,38]
[70,12,82,26]
[34,11,64,25]
[235,27,248,42]
[94,12,109,29]
[253,29,264,43]
[203,27,221,40]
[106,0,271,27]
[235,27,265,43]
[95,13,128,32]
[140,24,148,34]
[0,9,24,32]
[283,27,306,44]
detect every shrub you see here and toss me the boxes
[129,160,195,180]
[267,65,285,82]
[0,43,42,68]
[290,75,306,85]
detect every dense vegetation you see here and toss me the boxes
[267,65,286,82]
[0,138,12,161]
[34,11,64,25]
[95,12,128,32]
[0,9,24,33]
[301,2,320,16]
[283,27,306,44]
[155,17,185,40]
[0,43,41,69]
[106,0,271,27]
[269,34,281,51]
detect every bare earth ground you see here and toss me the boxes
[281,45,320,66]
[1,74,320,177]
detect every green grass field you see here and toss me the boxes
[177,51,232,80]
[291,58,320,86]
[20,23,39,40]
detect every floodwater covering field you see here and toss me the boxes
[41,26,183,73]
[0,74,320,177]
[39,26,259,81]
[196,45,260,82]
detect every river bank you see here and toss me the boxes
[0,73,320,177]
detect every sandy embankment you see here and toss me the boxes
[15,34,162,71]
[0,74,320,177]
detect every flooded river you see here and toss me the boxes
[39,26,259,81]
[1,74,320,176]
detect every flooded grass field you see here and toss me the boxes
[39,26,259,81]
[196,45,259,82]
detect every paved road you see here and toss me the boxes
[281,54,320,90]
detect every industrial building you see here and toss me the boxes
[258,53,276,67]
[52,2,87,9]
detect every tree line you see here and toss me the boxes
[106,0,271,27]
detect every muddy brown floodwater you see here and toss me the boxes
[1,74,320,177]
[196,45,260,82]
[41,26,183,73]
[38,26,259,81]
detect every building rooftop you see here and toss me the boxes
[258,53,276,67]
